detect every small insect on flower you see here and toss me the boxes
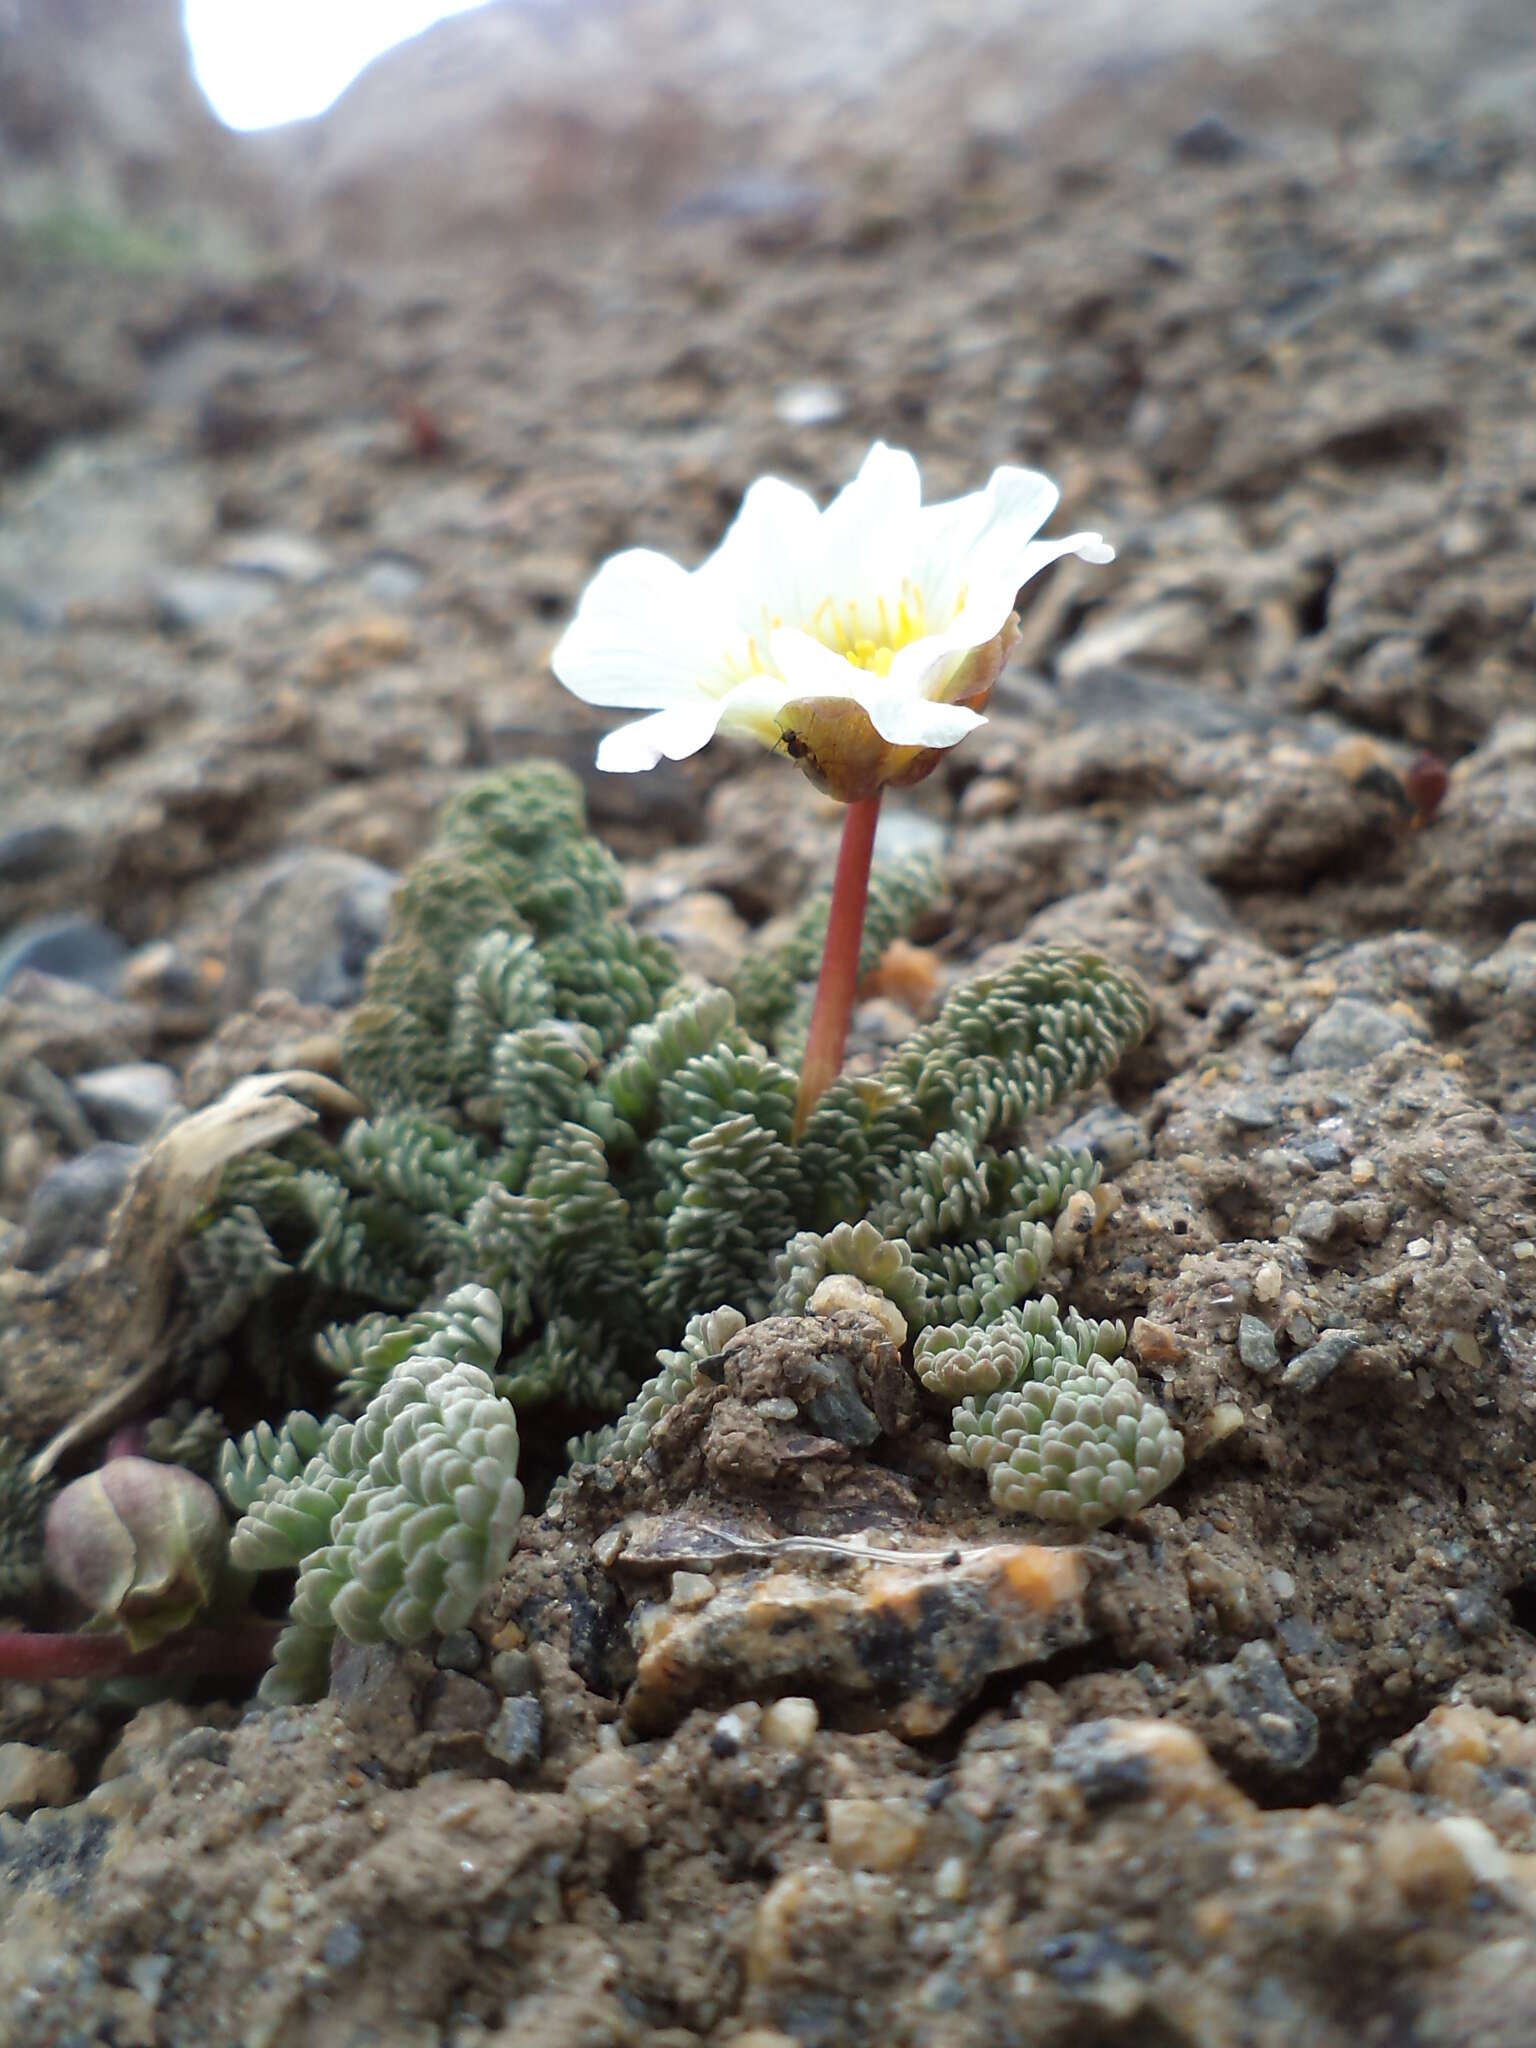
[552,442,1115,802]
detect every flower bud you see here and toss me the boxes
[45,1457,228,1650]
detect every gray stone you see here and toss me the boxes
[125,1953,173,2007]
[320,1921,365,1970]
[1292,1200,1340,1246]
[72,1063,180,1143]
[17,1141,139,1271]
[1062,664,1270,741]
[329,1639,410,1706]
[1222,1093,1279,1132]
[486,1695,543,1775]
[434,1629,483,1674]
[0,823,84,885]
[1203,1641,1318,1772]
[665,171,824,232]
[163,1727,230,1770]
[1291,998,1419,1072]
[1297,1138,1346,1171]
[0,916,127,996]
[1280,1328,1362,1392]
[1172,112,1249,166]
[1050,1720,1153,1807]
[1237,1314,1280,1377]
[874,805,948,865]
[800,1352,881,1448]
[1209,989,1257,1039]
[1445,1586,1501,1639]
[423,1673,496,1734]
[228,849,399,1008]
[1055,1104,1149,1172]
[218,530,332,584]
[363,554,426,605]
[489,1649,537,1697]
[151,567,280,633]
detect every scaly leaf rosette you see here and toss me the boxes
[552,442,1112,799]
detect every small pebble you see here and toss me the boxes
[489,1649,537,1696]
[434,1630,483,1674]
[1291,997,1418,1072]
[1209,989,1257,1039]
[0,915,128,996]
[1281,1328,1361,1392]
[1293,1200,1339,1246]
[1253,1259,1283,1303]
[566,1747,635,1814]
[1202,1642,1317,1772]
[72,1063,179,1143]
[17,1141,140,1272]
[760,1697,819,1753]
[825,1796,925,1872]
[1223,1094,1278,1131]
[1237,1314,1279,1376]
[1131,1318,1183,1367]
[126,1954,174,2007]
[320,1921,365,1971]
[486,1695,544,1775]
[1377,1817,1505,1910]
[1055,1104,1148,1172]
[670,1571,716,1611]
[164,1727,231,1771]
[1172,111,1249,164]
[774,380,847,427]
[0,1741,77,1813]
[711,1710,750,1758]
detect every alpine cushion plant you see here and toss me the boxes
[552,441,1116,1123]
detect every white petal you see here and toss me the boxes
[1015,530,1116,578]
[817,442,923,622]
[692,475,825,633]
[594,700,723,773]
[768,625,870,703]
[911,466,1059,620]
[552,548,735,711]
[885,607,1002,697]
[714,675,800,749]
[863,692,987,749]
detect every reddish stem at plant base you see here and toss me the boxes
[0,1621,282,1685]
[794,792,882,1135]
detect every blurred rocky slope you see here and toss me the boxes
[5,0,1536,260]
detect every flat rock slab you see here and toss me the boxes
[622,1540,1093,1736]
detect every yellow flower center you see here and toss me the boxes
[811,585,930,676]
[732,581,966,690]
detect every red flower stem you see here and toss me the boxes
[794,792,882,1136]
[0,1622,281,1684]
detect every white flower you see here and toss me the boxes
[552,441,1114,801]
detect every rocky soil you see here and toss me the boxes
[2,0,1536,2042]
